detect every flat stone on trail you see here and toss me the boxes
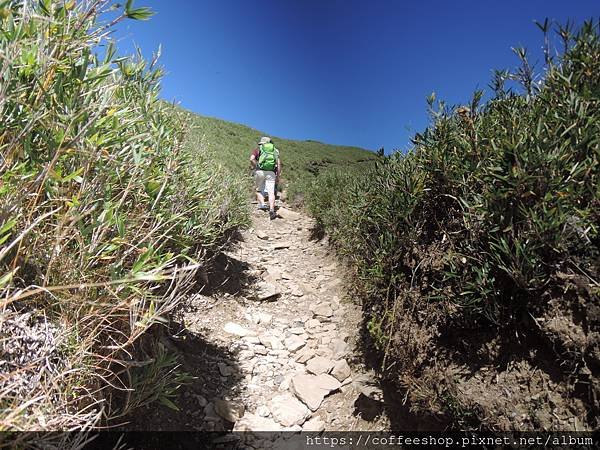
[203,402,220,421]
[256,283,281,301]
[269,349,290,359]
[214,399,245,423]
[315,345,334,359]
[277,207,302,221]
[305,356,334,375]
[238,349,255,360]
[255,230,269,240]
[291,287,304,297]
[218,362,234,377]
[302,416,326,432]
[247,312,260,324]
[242,335,261,344]
[259,334,284,350]
[254,345,268,355]
[331,359,352,382]
[294,347,316,364]
[284,334,306,352]
[266,267,282,279]
[305,318,321,331]
[256,312,273,324]
[256,405,270,417]
[269,393,310,427]
[273,241,292,250]
[330,339,349,358]
[234,413,282,432]
[290,374,341,411]
[223,322,256,337]
[312,303,334,318]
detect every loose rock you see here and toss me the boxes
[256,283,281,301]
[224,322,256,337]
[302,416,326,432]
[218,362,234,377]
[234,413,281,432]
[257,312,273,324]
[294,347,316,364]
[277,207,302,221]
[256,405,271,417]
[305,356,334,375]
[214,399,245,423]
[331,359,351,382]
[269,393,311,427]
[284,335,306,352]
[290,373,341,411]
[255,230,269,240]
[313,304,334,318]
[330,339,349,358]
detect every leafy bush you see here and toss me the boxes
[0,0,247,432]
[306,21,599,429]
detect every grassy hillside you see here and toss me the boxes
[305,21,599,431]
[177,110,376,200]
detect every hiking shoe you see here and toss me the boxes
[269,210,277,220]
[258,204,268,211]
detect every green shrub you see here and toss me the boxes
[306,20,599,429]
[0,0,247,431]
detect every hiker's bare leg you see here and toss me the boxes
[256,191,265,206]
[268,190,275,211]
[265,176,276,212]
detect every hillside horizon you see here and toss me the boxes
[174,104,375,154]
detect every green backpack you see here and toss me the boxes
[258,143,277,171]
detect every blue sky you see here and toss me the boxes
[113,1,598,153]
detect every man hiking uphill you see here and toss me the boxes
[250,136,281,220]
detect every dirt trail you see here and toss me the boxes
[130,202,390,446]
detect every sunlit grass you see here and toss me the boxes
[0,0,247,432]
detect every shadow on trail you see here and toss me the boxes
[307,223,326,243]
[118,238,258,433]
[200,249,258,297]
[121,319,243,433]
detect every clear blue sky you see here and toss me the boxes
[113,0,598,153]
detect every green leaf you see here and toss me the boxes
[62,167,84,183]
[159,396,179,411]
[38,0,52,16]
[116,214,125,238]
[131,246,154,274]
[0,218,17,236]
[125,1,154,21]
[0,269,16,288]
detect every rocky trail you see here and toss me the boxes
[128,202,390,447]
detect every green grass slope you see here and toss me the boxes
[177,109,377,200]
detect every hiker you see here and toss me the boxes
[250,136,281,220]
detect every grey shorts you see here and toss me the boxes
[254,170,276,195]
